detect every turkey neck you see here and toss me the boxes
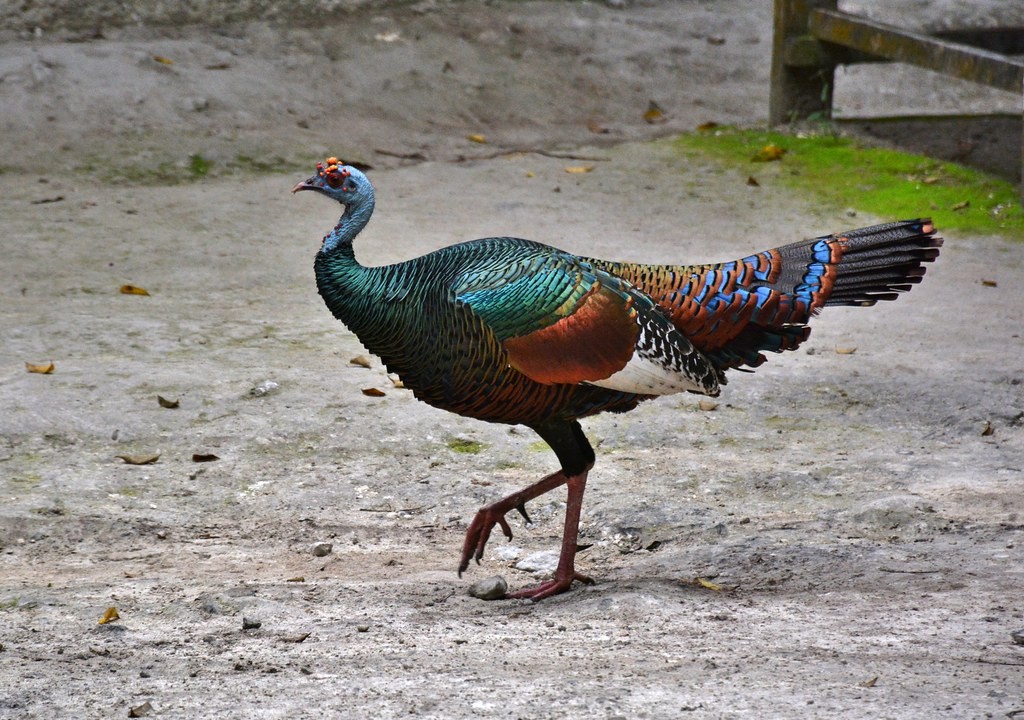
[313,197,400,341]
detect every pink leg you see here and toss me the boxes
[506,470,593,600]
[459,467,594,601]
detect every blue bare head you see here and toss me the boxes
[292,157,374,210]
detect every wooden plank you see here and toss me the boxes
[769,0,838,125]
[934,28,1024,56]
[810,8,1024,94]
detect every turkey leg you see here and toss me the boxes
[458,466,594,600]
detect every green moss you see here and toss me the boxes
[7,474,42,489]
[188,154,211,177]
[74,151,305,186]
[447,438,484,454]
[675,127,1023,239]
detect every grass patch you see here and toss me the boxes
[188,153,211,178]
[447,438,485,454]
[675,127,1022,238]
[75,151,305,185]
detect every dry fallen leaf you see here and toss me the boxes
[350,355,372,368]
[694,577,723,591]
[286,576,305,583]
[156,395,179,409]
[751,144,785,162]
[746,175,760,187]
[564,165,594,174]
[117,453,160,465]
[25,361,55,374]
[152,55,174,65]
[698,399,719,411]
[192,453,220,463]
[951,200,970,211]
[643,100,667,125]
[981,420,994,437]
[280,632,312,644]
[834,346,858,355]
[586,118,609,134]
[98,606,120,625]
[361,388,386,397]
[696,121,720,132]
[859,676,879,689]
[466,133,487,144]
[389,375,405,388]
[120,284,150,296]
[980,279,998,287]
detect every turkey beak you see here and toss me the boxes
[291,178,316,194]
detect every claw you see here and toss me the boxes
[515,502,532,525]
[458,505,514,577]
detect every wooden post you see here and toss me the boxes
[769,0,838,125]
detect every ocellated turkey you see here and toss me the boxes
[293,157,941,601]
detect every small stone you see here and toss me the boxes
[516,550,560,575]
[241,617,261,630]
[356,624,370,633]
[249,380,280,397]
[310,541,333,557]
[1011,629,1024,646]
[468,575,508,600]
[128,702,153,718]
[491,545,522,562]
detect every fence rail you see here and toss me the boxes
[769,0,1023,190]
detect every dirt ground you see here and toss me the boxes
[2,2,1023,718]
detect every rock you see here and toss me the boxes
[515,550,559,575]
[241,616,261,630]
[248,380,280,397]
[310,541,333,557]
[1012,629,1024,646]
[468,575,508,600]
[491,545,523,562]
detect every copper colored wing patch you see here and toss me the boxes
[503,283,638,385]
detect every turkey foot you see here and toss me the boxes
[507,570,595,601]
[458,469,570,575]
[459,469,592,601]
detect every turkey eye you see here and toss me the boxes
[326,173,343,188]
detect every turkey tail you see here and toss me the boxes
[818,219,941,306]
[587,219,941,373]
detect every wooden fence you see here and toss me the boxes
[769,0,1024,189]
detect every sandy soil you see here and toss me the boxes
[1,2,1023,718]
